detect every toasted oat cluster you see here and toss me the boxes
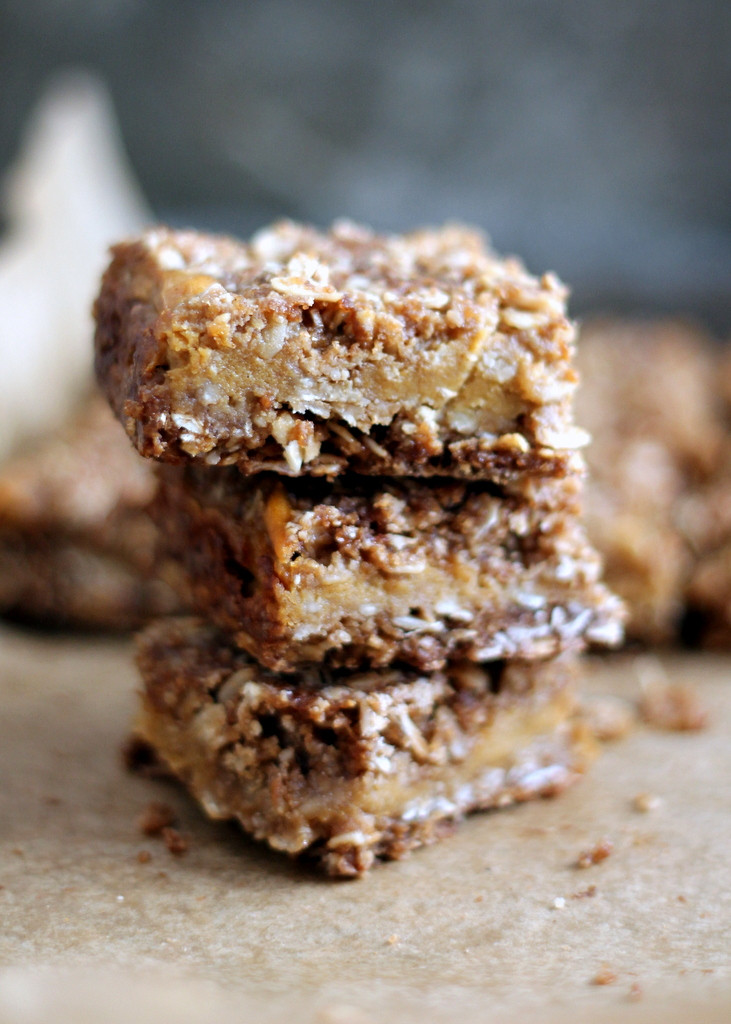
[154,467,622,671]
[94,221,586,482]
[135,618,592,877]
[0,395,179,629]
[577,320,731,645]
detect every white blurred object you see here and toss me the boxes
[0,70,149,461]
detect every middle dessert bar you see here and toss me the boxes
[153,466,624,672]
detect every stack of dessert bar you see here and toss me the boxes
[94,220,623,875]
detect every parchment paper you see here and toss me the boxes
[0,626,729,1023]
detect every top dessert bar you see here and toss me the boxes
[94,221,587,481]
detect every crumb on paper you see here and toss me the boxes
[632,792,662,813]
[639,681,708,731]
[552,897,566,910]
[162,826,189,856]
[628,981,643,1002]
[138,800,176,836]
[592,966,618,986]
[634,656,708,731]
[571,884,597,899]
[576,838,613,869]
[386,934,399,946]
[631,832,656,848]
[582,695,636,742]
[122,735,169,777]
[137,849,151,864]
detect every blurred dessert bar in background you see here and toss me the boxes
[577,319,731,647]
[0,396,178,629]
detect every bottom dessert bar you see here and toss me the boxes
[134,618,594,876]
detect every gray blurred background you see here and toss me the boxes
[1,0,729,329]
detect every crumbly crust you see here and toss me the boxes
[135,618,592,876]
[94,221,587,482]
[0,395,179,629]
[577,320,729,645]
[153,467,623,671]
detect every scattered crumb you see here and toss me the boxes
[138,800,176,836]
[677,894,688,904]
[552,897,566,910]
[576,838,613,869]
[43,795,62,806]
[571,885,597,900]
[474,894,483,903]
[386,934,399,946]
[639,682,708,732]
[582,695,636,741]
[635,658,708,731]
[628,981,643,1002]
[122,735,170,778]
[592,966,618,986]
[632,792,662,813]
[137,850,152,864]
[162,826,189,855]
[630,832,657,848]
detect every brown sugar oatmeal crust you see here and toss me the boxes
[153,467,624,671]
[94,221,587,482]
[134,618,595,877]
